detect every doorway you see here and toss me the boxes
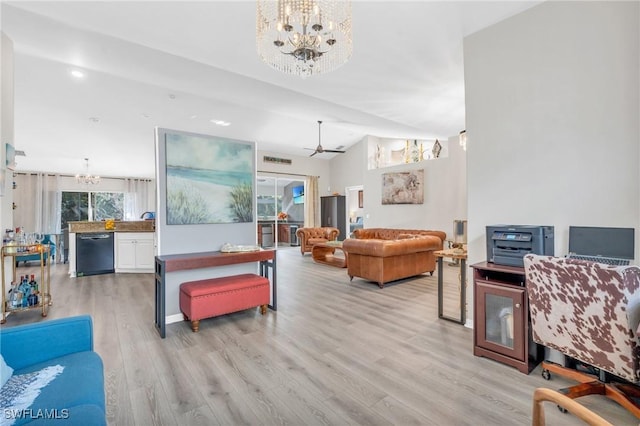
[345,185,364,238]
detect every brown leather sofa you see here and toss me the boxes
[296,227,340,255]
[342,228,446,288]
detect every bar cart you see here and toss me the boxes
[1,244,52,323]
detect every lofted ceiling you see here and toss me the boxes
[1,1,541,178]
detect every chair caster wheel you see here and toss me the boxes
[557,405,568,413]
[541,369,551,380]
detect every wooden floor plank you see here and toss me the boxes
[2,249,637,425]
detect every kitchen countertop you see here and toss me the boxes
[69,220,155,233]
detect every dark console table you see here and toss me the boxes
[154,249,277,338]
[471,261,542,374]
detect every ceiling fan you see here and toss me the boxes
[307,120,346,157]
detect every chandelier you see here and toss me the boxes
[256,0,352,78]
[76,158,100,185]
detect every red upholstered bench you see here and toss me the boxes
[179,273,270,332]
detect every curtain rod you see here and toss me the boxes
[13,171,153,182]
[257,170,318,178]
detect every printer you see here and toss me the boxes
[486,225,554,267]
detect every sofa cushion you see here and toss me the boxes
[343,236,442,257]
[10,351,105,426]
[353,228,447,242]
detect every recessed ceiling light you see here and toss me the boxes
[89,117,100,123]
[141,113,151,119]
[189,115,198,119]
[210,119,231,126]
[168,94,176,100]
[70,69,85,78]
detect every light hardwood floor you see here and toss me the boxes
[2,249,637,425]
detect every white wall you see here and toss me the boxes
[328,136,367,197]
[2,33,15,295]
[257,149,331,193]
[2,33,14,233]
[329,135,467,239]
[464,1,640,322]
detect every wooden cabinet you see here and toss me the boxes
[278,224,289,244]
[471,262,541,374]
[321,195,346,241]
[115,232,155,273]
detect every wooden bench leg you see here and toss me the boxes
[190,320,200,332]
[260,304,267,315]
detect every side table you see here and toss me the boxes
[312,241,347,268]
[434,248,467,324]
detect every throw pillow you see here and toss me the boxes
[0,354,13,388]
[0,365,64,426]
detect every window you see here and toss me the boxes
[256,194,282,219]
[61,191,124,230]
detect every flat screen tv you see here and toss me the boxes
[292,185,304,204]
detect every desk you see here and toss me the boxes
[154,249,276,338]
[434,248,467,324]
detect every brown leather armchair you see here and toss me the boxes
[295,227,339,255]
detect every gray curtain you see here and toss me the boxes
[14,173,61,234]
[303,176,319,227]
[124,178,153,220]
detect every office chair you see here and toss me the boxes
[532,388,613,426]
[523,254,640,419]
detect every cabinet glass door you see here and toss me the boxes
[485,293,515,349]
[476,280,525,360]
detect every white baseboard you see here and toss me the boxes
[464,319,473,329]
[165,313,184,325]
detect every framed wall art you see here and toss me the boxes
[163,131,254,225]
[381,169,424,205]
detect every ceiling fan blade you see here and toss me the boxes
[308,120,343,157]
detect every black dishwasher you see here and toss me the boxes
[76,233,115,276]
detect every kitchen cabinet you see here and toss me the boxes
[115,232,155,273]
[278,224,290,244]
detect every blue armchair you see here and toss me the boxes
[16,235,56,267]
[0,316,106,425]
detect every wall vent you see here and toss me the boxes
[263,156,292,165]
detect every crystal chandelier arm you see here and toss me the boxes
[256,0,352,77]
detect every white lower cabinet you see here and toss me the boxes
[115,232,155,273]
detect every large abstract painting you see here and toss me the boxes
[381,169,424,205]
[165,132,254,224]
